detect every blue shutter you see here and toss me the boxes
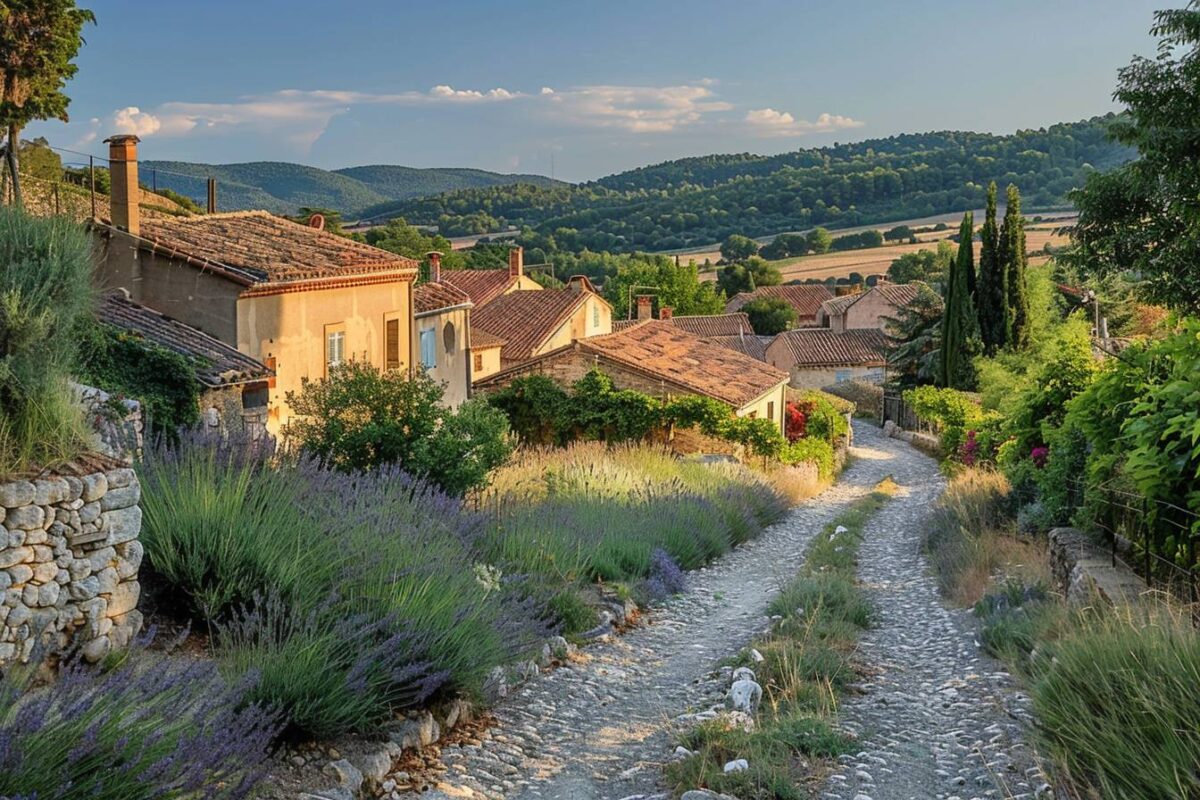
[420,329,437,369]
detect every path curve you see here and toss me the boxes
[424,423,936,800]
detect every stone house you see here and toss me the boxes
[724,284,834,327]
[766,328,889,389]
[412,254,474,406]
[90,135,419,436]
[441,247,543,308]
[471,282,613,371]
[816,283,921,333]
[474,320,790,433]
[97,291,274,436]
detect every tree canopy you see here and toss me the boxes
[742,296,797,336]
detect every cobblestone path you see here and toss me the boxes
[421,423,1045,800]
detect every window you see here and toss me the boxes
[767,401,774,420]
[419,328,437,370]
[443,321,456,353]
[473,352,483,372]
[325,327,345,373]
[835,369,851,383]
[385,318,401,371]
[592,303,599,328]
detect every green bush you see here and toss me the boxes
[781,437,834,479]
[0,209,93,474]
[285,362,512,494]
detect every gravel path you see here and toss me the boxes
[423,423,1044,800]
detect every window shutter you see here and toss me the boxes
[386,319,400,370]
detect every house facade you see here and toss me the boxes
[766,328,889,389]
[817,283,921,333]
[412,257,474,406]
[471,283,613,370]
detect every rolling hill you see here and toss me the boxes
[139,160,562,217]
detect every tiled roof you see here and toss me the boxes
[772,328,890,367]
[97,292,272,387]
[472,289,591,362]
[413,280,472,315]
[577,321,787,407]
[470,328,506,349]
[441,269,517,308]
[669,313,753,337]
[872,283,922,307]
[612,319,641,332]
[708,334,768,362]
[725,284,834,318]
[819,293,862,318]
[140,211,417,284]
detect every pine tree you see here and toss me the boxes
[938,212,980,389]
[1000,184,1031,350]
[976,181,1007,354]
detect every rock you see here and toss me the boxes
[719,710,756,732]
[0,481,35,508]
[547,635,575,658]
[682,791,740,800]
[482,666,508,703]
[81,635,111,663]
[727,679,762,713]
[103,505,142,546]
[731,666,756,685]
[5,506,44,531]
[105,468,136,490]
[748,648,764,663]
[673,746,693,759]
[516,659,540,681]
[322,759,363,795]
[388,712,438,750]
[105,582,140,616]
[0,547,32,570]
[440,697,472,730]
[723,759,749,773]
[100,484,140,511]
[354,747,392,788]
[80,473,107,503]
[32,478,69,506]
[298,792,353,800]
[7,564,31,585]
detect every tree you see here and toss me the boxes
[1000,184,1030,349]
[806,227,833,254]
[886,242,953,287]
[938,213,979,389]
[884,282,943,389]
[745,255,782,287]
[720,234,759,262]
[759,232,808,260]
[284,362,512,495]
[717,262,755,296]
[0,1,94,207]
[1065,5,1200,313]
[742,296,797,335]
[361,217,465,274]
[601,254,725,318]
[976,181,1008,354]
[884,224,914,242]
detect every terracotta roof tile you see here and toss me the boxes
[773,328,890,367]
[708,334,768,362]
[725,284,834,319]
[469,328,507,349]
[413,280,472,314]
[472,289,592,362]
[872,283,922,307]
[577,321,787,407]
[140,211,417,284]
[441,269,517,308]
[97,292,272,387]
[669,313,753,337]
[819,293,862,318]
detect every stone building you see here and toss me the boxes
[766,328,889,389]
[412,254,474,406]
[816,283,922,333]
[471,282,613,371]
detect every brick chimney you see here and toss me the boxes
[427,251,442,283]
[636,294,653,321]
[104,135,140,236]
[659,306,674,320]
[508,246,524,278]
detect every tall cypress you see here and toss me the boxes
[976,182,1007,354]
[938,212,979,389]
[1001,184,1030,350]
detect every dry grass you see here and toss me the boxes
[763,461,825,505]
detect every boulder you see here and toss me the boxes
[727,679,762,714]
[723,759,749,773]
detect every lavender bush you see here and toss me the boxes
[645,548,687,600]
[0,637,279,800]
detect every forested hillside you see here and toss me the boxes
[140,160,561,216]
[383,116,1131,251]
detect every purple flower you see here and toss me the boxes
[1031,446,1050,468]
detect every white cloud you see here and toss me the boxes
[429,85,518,101]
[744,108,864,137]
[111,106,163,137]
[545,83,733,133]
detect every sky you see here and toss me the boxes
[29,0,1168,182]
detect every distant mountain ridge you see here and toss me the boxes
[139,160,562,217]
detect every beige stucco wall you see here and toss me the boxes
[531,294,613,359]
[471,345,504,382]
[509,274,544,293]
[785,365,885,390]
[735,382,788,434]
[237,279,413,434]
[843,290,899,330]
[414,306,471,407]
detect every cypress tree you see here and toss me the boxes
[1001,184,1031,350]
[976,181,1007,354]
[938,212,979,389]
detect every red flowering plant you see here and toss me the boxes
[959,430,980,466]
[784,401,808,442]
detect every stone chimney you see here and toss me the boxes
[104,135,140,236]
[636,295,653,321]
[508,246,524,278]
[659,306,673,320]
[427,251,442,283]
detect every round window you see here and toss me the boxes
[443,321,456,353]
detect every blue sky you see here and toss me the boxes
[30,0,1166,181]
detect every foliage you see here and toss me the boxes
[938,213,980,389]
[485,374,570,445]
[758,232,809,260]
[0,641,279,800]
[903,385,999,456]
[781,437,835,480]
[380,118,1128,253]
[285,362,512,495]
[805,226,833,254]
[721,233,760,262]
[567,369,663,442]
[716,261,755,296]
[742,295,797,335]
[883,280,943,389]
[1000,184,1031,349]
[1002,332,1097,455]
[1064,6,1200,313]
[0,208,92,474]
[829,229,883,251]
[743,255,782,286]
[884,224,915,241]
[601,252,725,318]
[976,181,1008,354]
[821,379,884,419]
[886,241,952,287]
[76,321,201,436]
[359,216,465,273]
[0,1,94,206]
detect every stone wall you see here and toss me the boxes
[73,382,144,462]
[0,465,143,664]
[1047,527,1144,605]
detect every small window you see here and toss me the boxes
[592,303,599,328]
[473,352,483,372]
[835,369,851,383]
[767,401,774,420]
[419,328,437,370]
[443,320,456,353]
[748,411,758,419]
[326,328,346,372]
[385,318,401,370]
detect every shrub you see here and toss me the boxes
[0,209,93,474]
[645,547,687,600]
[821,379,883,419]
[285,362,512,494]
[781,437,834,479]
[742,295,797,335]
[0,642,279,800]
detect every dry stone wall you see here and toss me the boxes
[0,466,143,665]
